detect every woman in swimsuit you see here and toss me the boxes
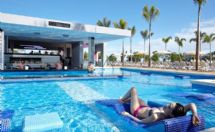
[120,87,200,125]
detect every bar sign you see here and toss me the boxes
[48,21,71,28]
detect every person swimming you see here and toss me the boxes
[120,87,200,125]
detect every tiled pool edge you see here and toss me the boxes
[121,67,215,78]
[0,76,122,84]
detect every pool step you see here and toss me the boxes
[23,112,63,132]
[57,81,108,103]
[57,82,120,131]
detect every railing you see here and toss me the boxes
[105,61,215,72]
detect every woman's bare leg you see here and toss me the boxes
[139,98,147,106]
[120,87,135,102]
[120,97,146,106]
[130,87,140,114]
[120,87,147,105]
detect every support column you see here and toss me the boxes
[95,43,104,67]
[72,42,83,69]
[88,37,95,64]
[79,42,84,68]
[4,36,8,53]
[0,29,4,70]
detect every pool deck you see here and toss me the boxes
[113,66,215,76]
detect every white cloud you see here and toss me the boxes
[104,18,215,56]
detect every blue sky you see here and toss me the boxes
[0,0,215,57]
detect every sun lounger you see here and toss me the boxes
[23,112,63,132]
[96,99,205,132]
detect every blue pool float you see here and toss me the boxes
[0,110,14,132]
[96,99,205,132]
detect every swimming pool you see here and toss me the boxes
[0,68,215,131]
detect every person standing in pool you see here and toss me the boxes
[120,87,200,125]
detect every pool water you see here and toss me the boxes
[0,68,215,131]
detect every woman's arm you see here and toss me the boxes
[184,103,197,115]
[184,103,200,125]
[121,112,158,123]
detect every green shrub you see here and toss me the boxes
[108,54,117,62]
[170,53,183,62]
[151,53,159,62]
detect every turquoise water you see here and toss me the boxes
[0,68,215,131]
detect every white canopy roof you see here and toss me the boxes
[156,50,171,55]
[0,12,131,43]
[183,51,206,55]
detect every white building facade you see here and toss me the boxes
[0,13,130,70]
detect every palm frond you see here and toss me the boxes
[166,36,172,42]
[190,38,197,43]
[175,37,186,47]
[162,38,166,43]
[150,6,160,21]
[103,17,111,27]
[143,6,150,22]
[140,30,149,39]
[130,26,136,37]
[150,32,154,36]
[210,33,215,39]
[97,17,111,27]
[162,36,172,44]
[212,33,215,41]
[119,19,127,29]
[203,33,215,43]
[181,38,186,42]
[193,0,207,6]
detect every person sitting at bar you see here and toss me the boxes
[17,61,25,70]
[87,62,95,73]
[56,62,63,70]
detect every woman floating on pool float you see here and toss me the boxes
[120,87,200,125]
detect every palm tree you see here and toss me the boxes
[175,37,186,61]
[97,17,111,27]
[189,31,206,51]
[140,30,149,53]
[113,19,128,66]
[142,5,159,67]
[128,26,136,63]
[162,36,172,51]
[203,33,215,65]
[193,0,207,71]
